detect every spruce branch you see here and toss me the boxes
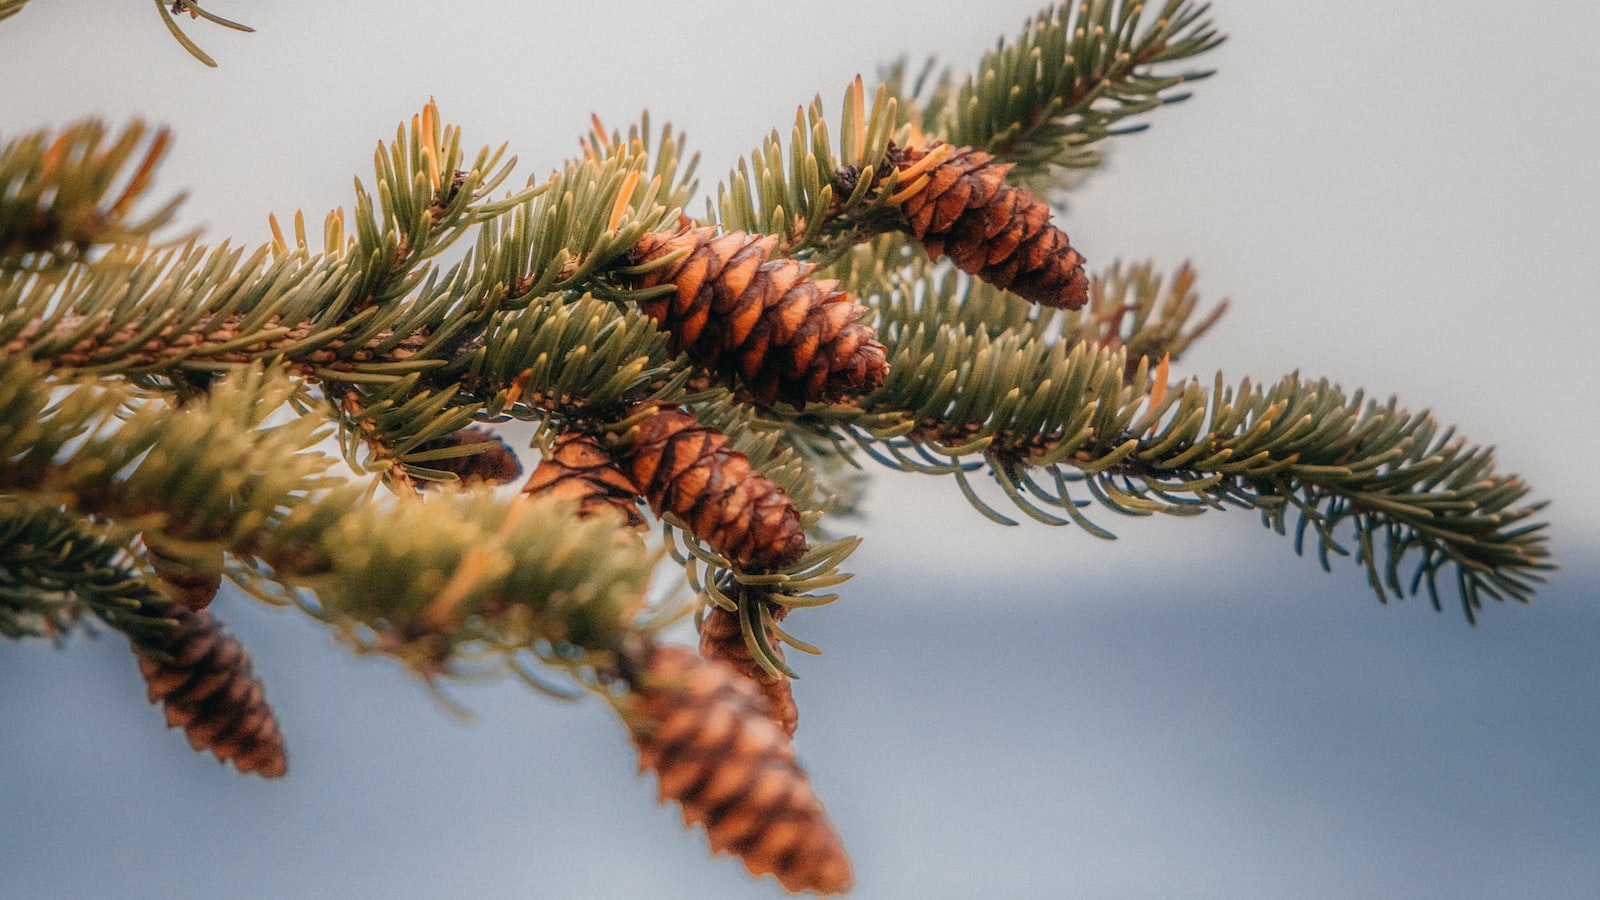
[1067,260,1227,376]
[457,291,679,416]
[0,503,174,644]
[714,90,896,260]
[0,8,1562,890]
[0,355,662,681]
[0,359,336,542]
[791,263,1550,620]
[0,120,184,267]
[917,0,1222,191]
[486,113,696,308]
[153,1,255,68]
[706,1,1219,267]
[264,486,659,678]
[0,104,551,490]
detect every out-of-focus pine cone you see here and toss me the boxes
[620,641,852,896]
[416,426,523,485]
[520,430,647,527]
[626,226,888,407]
[887,141,1089,310]
[700,602,798,738]
[135,601,287,778]
[620,406,807,572]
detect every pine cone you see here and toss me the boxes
[621,641,851,895]
[520,430,646,527]
[145,541,221,612]
[888,141,1089,310]
[626,226,888,407]
[417,426,523,485]
[135,602,287,778]
[620,406,807,572]
[700,602,798,738]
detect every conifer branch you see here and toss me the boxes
[154,1,255,68]
[459,291,679,416]
[0,359,336,548]
[486,114,696,308]
[0,121,184,267]
[0,360,659,667]
[0,8,1562,889]
[786,263,1550,620]
[0,503,174,644]
[710,1,1219,268]
[0,2,253,67]
[915,0,1222,190]
[262,485,658,678]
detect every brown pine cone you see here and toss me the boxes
[619,406,807,572]
[620,641,851,896]
[135,602,287,778]
[416,426,523,485]
[144,541,221,612]
[626,226,888,407]
[700,602,799,738]
[520,430,646,527]
[887,141,1089,310]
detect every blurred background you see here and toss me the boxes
[2,1,1597,897]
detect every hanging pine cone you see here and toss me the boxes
[135,601,287,778]
[619,406,807,572]
[625,226,888,407]
[619,640,852,896]
[700,601,799,738]
[520,430,646,527]
[885,141,1089,310]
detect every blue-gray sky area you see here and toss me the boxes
[2,1,1598,898]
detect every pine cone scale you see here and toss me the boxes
[715,243,766,305]
[672,253,715,311]
[723,295,766,347]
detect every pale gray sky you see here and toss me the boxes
[3,3,1597,898]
